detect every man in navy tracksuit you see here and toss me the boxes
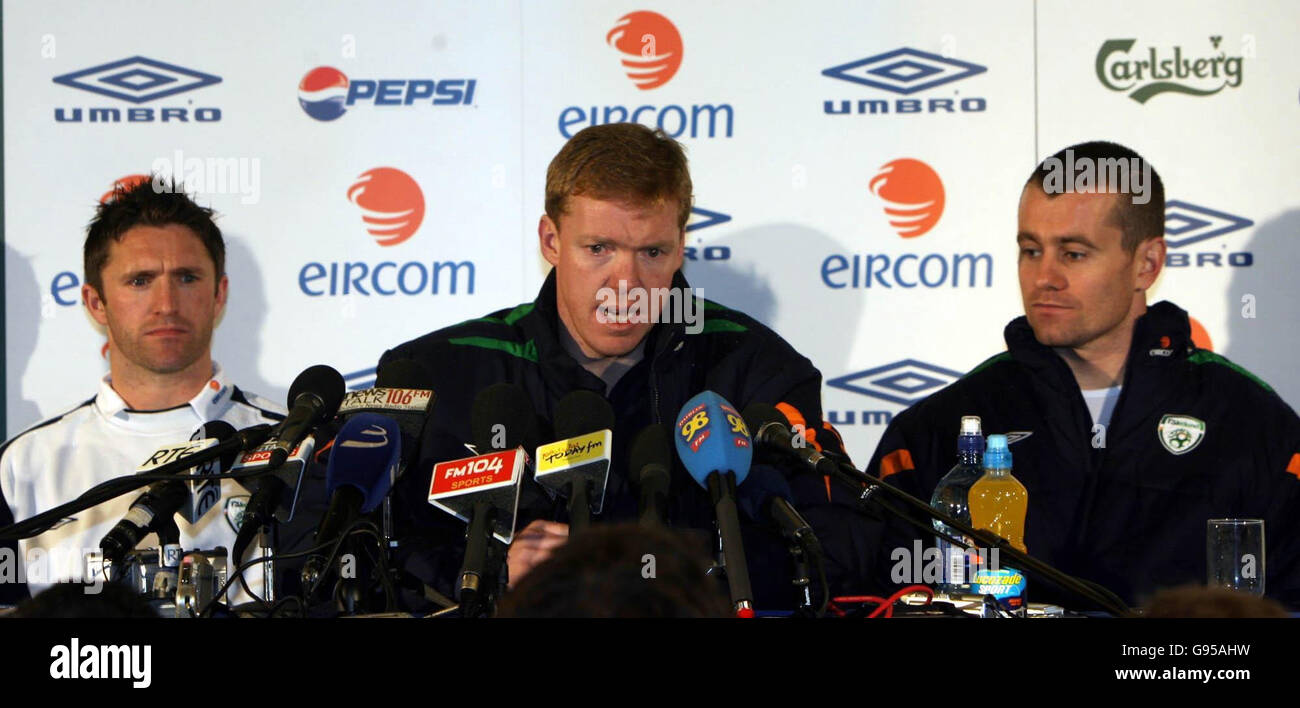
[379,124,873,612]
[866,142,1300,610]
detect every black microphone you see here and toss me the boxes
[99,421,240,564]
[300,413,402,597]
[737,466,821,554]
[629,423,672,527]
[266,365,346,468]
[742,403,838,478]
[534,390,614,534]
[234,365,345,564]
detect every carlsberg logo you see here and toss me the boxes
[1096,37,1243,103]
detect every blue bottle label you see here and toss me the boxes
[972,567,1027,609]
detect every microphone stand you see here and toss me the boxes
[822,457,1134,617]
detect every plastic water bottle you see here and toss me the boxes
[969,434,1029,614]
[929,416,984,594]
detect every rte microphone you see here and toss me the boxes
[533,390,613,534]
[674,391,756,618]
[301,413,402,595]
[629,423,672,527]
[742,403,837,478]
[233,365,345,563]
[99,421,239,564]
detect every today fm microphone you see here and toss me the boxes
[99,421,240,565]
[300,413,402,595]
[533,390,613,535]
[674,390,756,618]
[629,423,672,527]
[431,383,535,616]
[232,364,345,564]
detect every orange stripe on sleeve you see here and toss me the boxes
[880,448,915,480]
[776,402,821,451]
[1287,453,1300,480]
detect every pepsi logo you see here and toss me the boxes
[607,11,683,90]
[869,159,945,238]
[347,168,425,246]
[100,174,150,204]
[299,66,350,121]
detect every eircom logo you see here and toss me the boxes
[870,159,945,238]
[347,168,425,247]
[299,168,474,298]
[298,66,476,122]
[821,158,992,289]
[558,11,733,139]
[607,11,683,89]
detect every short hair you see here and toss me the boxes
[545,123,694,230]
[495,523,730,618]
[84,176,225,296]
[1024,140,1165,253]
[1144,585,1288,618]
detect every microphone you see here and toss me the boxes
[742,403,838,478]
[300,413,402,595]
[267,365,346,468]
[533,390,614,534]
[629,423,672,527]
[233,365,346,563]
[336,359,436,477]
[674,391,756,617]
[432,383,536,616]
[99,422,239,564]
[736,466,821,553]
[182,421,239,525]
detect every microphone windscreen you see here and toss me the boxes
[673,391,753,488]
[191,420,239,472]
[470,383,539,452]
[554,390,614,439]
[287,364,346,416]
[740,402,789,436]
[326,412,402,513]
[735,465,793,524]
[630,423,673,477]
[376,358,434,389]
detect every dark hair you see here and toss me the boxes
[9,582,160,618]
[495,523,730,618]
[1144,585,1288,618]
[1024,140,1165,252]
[545,123,694,229]
[84,176,225,295]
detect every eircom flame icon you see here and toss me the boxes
[347,168,425,247]
[606,11,683,90]
[869,158,945,238]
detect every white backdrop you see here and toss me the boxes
[4,0,1298,466]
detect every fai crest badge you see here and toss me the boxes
[225,495,249,532]
[1158,415,1206,455]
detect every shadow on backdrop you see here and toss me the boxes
[1223,209,1300,411]
[682,223,863,383]
[4,244,43,437]
[211,235,285,405]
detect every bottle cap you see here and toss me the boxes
[983,433,1011,469]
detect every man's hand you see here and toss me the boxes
[507,520,569,588]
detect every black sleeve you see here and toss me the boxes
[1256,396,1300,609]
